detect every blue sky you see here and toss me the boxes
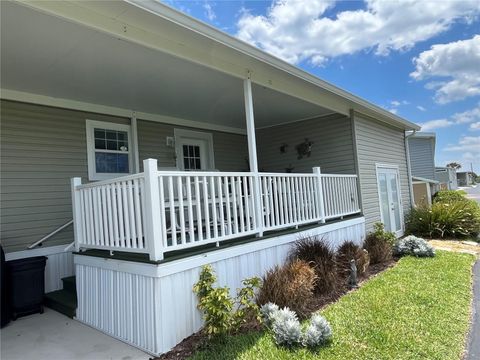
[165,0,480,173]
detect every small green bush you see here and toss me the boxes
[193,265,261,337]
[433,190,468,204]
[393,235,435,257]
[257,260,316,319]
[406,200,480,238]
[363,223,394,264]
[289,236,338,294]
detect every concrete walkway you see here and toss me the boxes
[466,259,480,360]
[1,308,150,360]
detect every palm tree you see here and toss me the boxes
[446,162,461,170]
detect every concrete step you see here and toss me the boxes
[44,290,77,318]
[61,276,76,294]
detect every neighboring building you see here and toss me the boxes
[457,171,477,186]
[435,166,458,190]
[1,1,420,355]
[407,132,438,206]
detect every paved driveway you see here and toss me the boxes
[1,308,150,360]
[463,185,480,204]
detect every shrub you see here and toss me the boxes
[406,200,480,238]
[336,241,370,278]
[393,235,435,257]
[271,308,302,347]
[261,305,333,349]
[289,236,338,294]
[257,260,316,319]
[433,190,468,204]
[302,313,333,348]
[193,265,261,337]
[363,223,394,264]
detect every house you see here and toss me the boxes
[435,166,458,191]
[406,132,439,206]
[457,171,477,187]
[1,0,420,356]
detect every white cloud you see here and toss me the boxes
[236,0,479,66]
[203,2,216,21]
[417,105,426,111]
[417,103,480,130]
[418,118,454,131]
[470,122,480,131]
[452,104,480,124]
[411,35,480,103]
[391,100,401,107]
[442,136,480,170]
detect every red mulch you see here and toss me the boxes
[154,258,397,360]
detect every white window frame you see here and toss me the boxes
[86,120,133,181]
[174,128,215,170]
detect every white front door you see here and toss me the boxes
[174,129,214,170]
[377,166,403,235]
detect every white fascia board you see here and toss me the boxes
[17,0,420,131]
[1,89,246,135]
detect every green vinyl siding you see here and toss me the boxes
[256,114,356,174]
[353,114,412,233]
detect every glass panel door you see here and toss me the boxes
[377,167,403,235]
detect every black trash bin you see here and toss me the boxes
[6,256,47,320]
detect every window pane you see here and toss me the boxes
[118,141,128,151]
[107,140,118,150]
[184,158,190,170]
[194,146,200,157]
[95,139,106,150]
[94,129,105,139]
[106,130,117,140]
[195,159,201,169]
[117,132,126,141]
[95,152,129,173]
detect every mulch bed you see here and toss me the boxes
[154,259,397,360]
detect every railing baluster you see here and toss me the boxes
[105,185,113,248]
[185,176,195,243]
[237,176,245,233]
[217,177,225,237]
[133,179,143,248]
[278,177,285,225]
[231,176,238,234]
[224,177,232,235]
[168,176,177,246]
[202,176,211,240]
[177,176,186,245]
[127,180,137,248]
[210,176,218,238]
[243,176,250,231]
[194,176,203,241]
[248,176,256,229]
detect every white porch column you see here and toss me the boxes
[243,76,264,236]
[131,112,140,173]
[313,167,326,223]
[143,158,164,261]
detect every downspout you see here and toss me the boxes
[405,130,416,208]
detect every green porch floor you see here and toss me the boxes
[74,215,361,264]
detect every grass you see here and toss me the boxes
[189,251,475,360]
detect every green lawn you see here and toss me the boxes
[190,251,475,360]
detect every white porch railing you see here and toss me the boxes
[71,159,361,260]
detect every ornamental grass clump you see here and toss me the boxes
[406,200,480,239]
[257,260,316,319]
[393,235,435,257]
[363,223,395,264]
[336,241,370,278]
[289,236,338,295]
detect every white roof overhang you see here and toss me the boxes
[1,0,420,132]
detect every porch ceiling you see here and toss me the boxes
[0,2,332,130]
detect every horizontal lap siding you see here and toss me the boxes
[354,115,412,233]
[137,120,248,171]
[256,114,356,174]
[1,100,129,252]
[408,137,435,180]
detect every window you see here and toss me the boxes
[86,120,132,180]
[183,145,202,170]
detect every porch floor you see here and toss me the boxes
[75,214,362,264]
[0,308,150,360]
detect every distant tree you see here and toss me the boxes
[446,162,462,170]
